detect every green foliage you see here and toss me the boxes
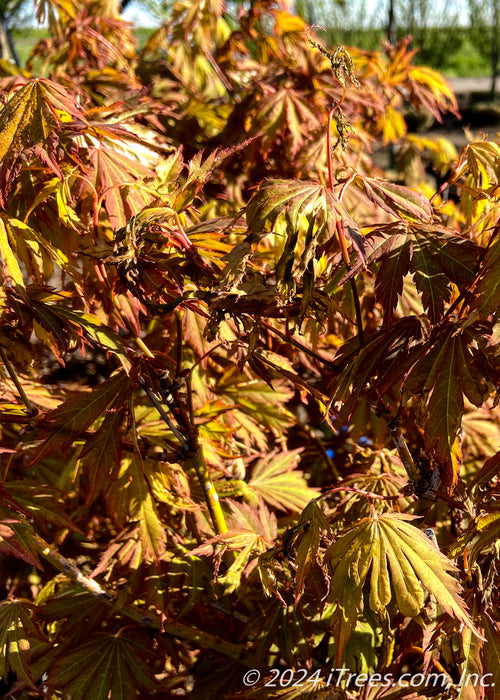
[1,1,500,698]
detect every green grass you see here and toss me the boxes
[12,27,48,66]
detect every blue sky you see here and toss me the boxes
[122,3,162,28]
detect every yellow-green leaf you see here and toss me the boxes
[249,449,319,512]
[0,218,24,288]
[326,513,479,637]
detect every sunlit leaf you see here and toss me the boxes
[49,305,126,354]
[466,141,500,188]
[246,178,363,298]
[0,78,86,203]
[249,449,319,512]
[355,174,432,222]
[192,500,276,594]
[85,129,155,229]
[326,513,479,637]
[0,218,25,289]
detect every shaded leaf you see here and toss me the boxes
[483,616,500,700]
[249,88,321,157]
[105,454,166,562]
[0,599,46,690]
[471,450,500,491]
[173,139,256,212]
[350,222,480,324]
[405,326,491,466]
[32,370,132,463]
[374,231,411,323]
[461,510,500,567]
[457,605,484,700]
[4,481,80,531]
[37,589,112,646]
[293,500,330,604]
[330,317,424,414]
[473,235,500,318]
[0,522,41,567]
[45,631,158,700]
[79,405,127,504]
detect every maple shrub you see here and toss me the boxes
[1,0,500,698]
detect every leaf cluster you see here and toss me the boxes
[0,1,500,699]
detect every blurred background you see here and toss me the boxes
[1,0,498,82]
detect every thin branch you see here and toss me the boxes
[262,321,342,373]
[349,276,365,345]
[386,417,420,483]
[0,347,36,413]
[138,378,190,451]
[29,530,245,659]
[30,531,114,600]
[185,447,228,535]
[175,314,183,377]
[139,375,228,535]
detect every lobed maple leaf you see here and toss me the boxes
[292,500,330,604]
[354,174,433,222]
[405,324,492,469]
[104,454,166,563]
[482,617,500,700]
[44,630,159,699]
[30,370,132,464]
[326,513,481,648]
[347,221,481,325]
[0,599,47,690]
[248,449,320,512]
[246,178,364,303]
[0,79,86,206]
[191,499,276,594]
